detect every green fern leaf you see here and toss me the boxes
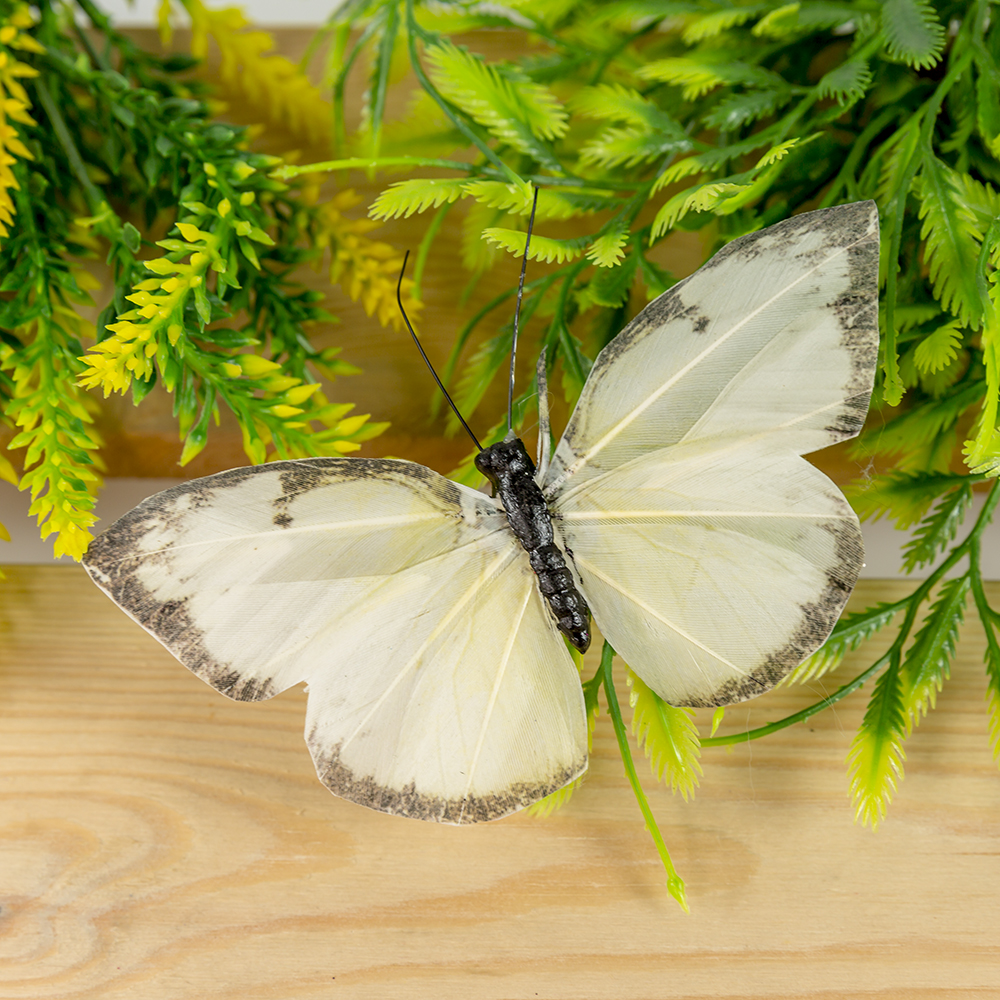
[849,380,986,474]
[901,576,970,727]
[569,83,685,134]
[638,58,783,101]
[913,319,963,375]
[702,89,792,130]
[482,228,586,264]
[626,668,702,801]
[465,182,612,221]
[368,178,468,219]
[587,223,630,268]
[751,1,860,37]
[974,48,1000,159]
[587,247,639,306]
[651,155,707,194]
[462,179,534,214]
[682,5,765,43]
[844,470,977,529]
[881,0,945,69]
[817,56,873,103]
[651,181,748,237]
[901,484,973,572]
[424,41,568,161]
[580,125,691,168]
[955,173,1000,234]
[847,660,907,830]
[755,137,804,168]
[461,201,507,273]
[525,776,584,817]
[784,601,902,686]
[917,154,983,328]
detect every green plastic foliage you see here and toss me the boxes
[627,668,702,801]
[0,0,388,559]
[309,0,1000,856]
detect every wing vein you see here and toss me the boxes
[575,554,747,676]
[558,234,869,484]
[459,575,535,821]
[338,541,521,755]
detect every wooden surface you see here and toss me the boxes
[2,569,999,999]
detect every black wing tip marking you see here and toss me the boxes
[84,547,279,703]
[308,735,586,825]
[674,516,865,708]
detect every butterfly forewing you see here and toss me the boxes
[83,458,586,822]
[547,202,879,706]
[544,202,879,495]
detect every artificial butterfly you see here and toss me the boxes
[83,200,879,824]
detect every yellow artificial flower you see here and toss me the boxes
[0,4,42,244]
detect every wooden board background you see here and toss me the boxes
[2,568,999,999]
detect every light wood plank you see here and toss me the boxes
[1,568,999,999]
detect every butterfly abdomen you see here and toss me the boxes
[475,436,591,653]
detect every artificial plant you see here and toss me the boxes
[275,0,1000,906]
[0,0,419,562]
[3,0,1000,912]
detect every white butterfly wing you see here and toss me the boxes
[554,439,862,706]
[546,202,879,706]
[83,458,586,823]
[544,202,879,493]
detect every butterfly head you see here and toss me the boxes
[474,434,536,492]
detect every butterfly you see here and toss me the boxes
[83,200,879,825]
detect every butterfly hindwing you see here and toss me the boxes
[83,458,586,823]
[554,438,863,706]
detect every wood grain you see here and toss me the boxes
[2,569,999,998]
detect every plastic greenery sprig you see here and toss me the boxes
[279,0,1000,874]
[597,641,688,912]
[0,0,412,559]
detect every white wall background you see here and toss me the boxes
[96,0,341,24]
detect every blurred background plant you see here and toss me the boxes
[3,0,999,909]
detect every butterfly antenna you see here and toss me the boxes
[507,184,540,435]
[397,252,483,452]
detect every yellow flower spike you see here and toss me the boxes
[270,404,304,418]
[220,361,242,377]
[233,161,255,181]
[239,191,255,206]
[134,279,162,291]
[167,324,183,345]
[263,374,299,393]
[138,304,158,319]
[218,198,232,217]
[190,274,203,286]
[334,414,371,436]
[236,354,281,378]
[235,220,252,236]
[161,277,181,292]
[177,222,207,243]
[0,27,17,43]
[203,162,218,177]
[284,382,321,405]
[331,440,361,454]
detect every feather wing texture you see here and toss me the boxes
[555,439,864,706]
[543,202,879,494]
[83,458,587,823]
